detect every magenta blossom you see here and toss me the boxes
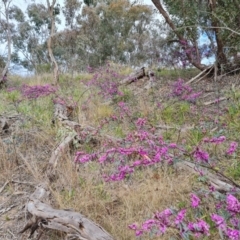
[175,209,186,225]
[128,223,138,230]
[227,194,240,214]
[227,228,240,240]
[193,147,209,162]
[204,136,226,144]
[188,219,210,236]
[211,214,226,230]
[226,142,238,155]
[191,194,200,208]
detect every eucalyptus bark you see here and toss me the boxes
[208,0,228,68]
[1,0,12,85]
[151,0,207,71]
[46,0,59,85]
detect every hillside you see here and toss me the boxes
[0,65,240,240]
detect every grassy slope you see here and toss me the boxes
[0,67,240,239]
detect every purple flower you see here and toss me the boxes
[168,143,177,148]
[188,220,210,236]
[204,136,226,144]
[135,118,147,128]
[211,214,226,229]
[227,228,240,240]
[142,219,156,231]
[230,218,240,228]
[135,230,143,236]
[193,147,209,162]
[226,142,238,155]
[128,223,138,230]
[21,84,57,99]
[191,194,200,208]
[175,209,186,225]
[227,195,240,214]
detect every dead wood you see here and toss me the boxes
[120,67,146,85]
[203,97,227,105]
[20,185,114,240]
[0,117,9,133]
[0,180,9,193]
[0,204,16,216]
[176,160,240,192]
[19,102,115,239]
[186,66,214,85]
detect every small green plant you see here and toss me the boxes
[228,161,240,180]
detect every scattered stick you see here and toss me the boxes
[47,135,74,174]
[203,97,227,106]
[0,181,9,193]
[176,160,240,192]
[0,204,16,216]
[186,66,213,85]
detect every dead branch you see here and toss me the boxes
[20,185,114,240]
[19,101,114,239]
[186,66,213,85]
[203,97,227,105]
[0,204,16,216]
[120,67,146,85]
[176,160,240,192]
[0,180,9,193]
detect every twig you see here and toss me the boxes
[203,97,227,105]
[7,229,17,238]
[0,181,9,193]
[11,180,35,186]
[0,204,16,216]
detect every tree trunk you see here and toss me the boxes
[151,0,207,71]
[1,0,12,86]
[208,0,228,69]
[47,0,59,85]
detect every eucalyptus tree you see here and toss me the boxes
[74,0,158,68]
[151,0,240,74]
[0,0,13,83]
[46,0,61,84]
[12,2,62,77]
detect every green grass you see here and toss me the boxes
[155,67,200,80]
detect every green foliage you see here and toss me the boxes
[36,63,51,74]
[156,68,200,80]
[228,161,240,180]
[161,102,190,124]
[161,0,240,68]
[9,6,25,22]
[27,3,49,32]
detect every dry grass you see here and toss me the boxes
[50,154,196,239]
[0,70,239,239]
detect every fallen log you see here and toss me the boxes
[176,160,240,192]
[120,67,146,85]
[20,185,114,240]
[19,101,115,239]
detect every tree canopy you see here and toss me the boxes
[1,0,240,76]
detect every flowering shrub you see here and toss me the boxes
[72,68,240,239]
[171,78,202,103]
[74,105,239,239]
[85,63,125,100]
[129,193,240,239]
[21,84,57,99]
